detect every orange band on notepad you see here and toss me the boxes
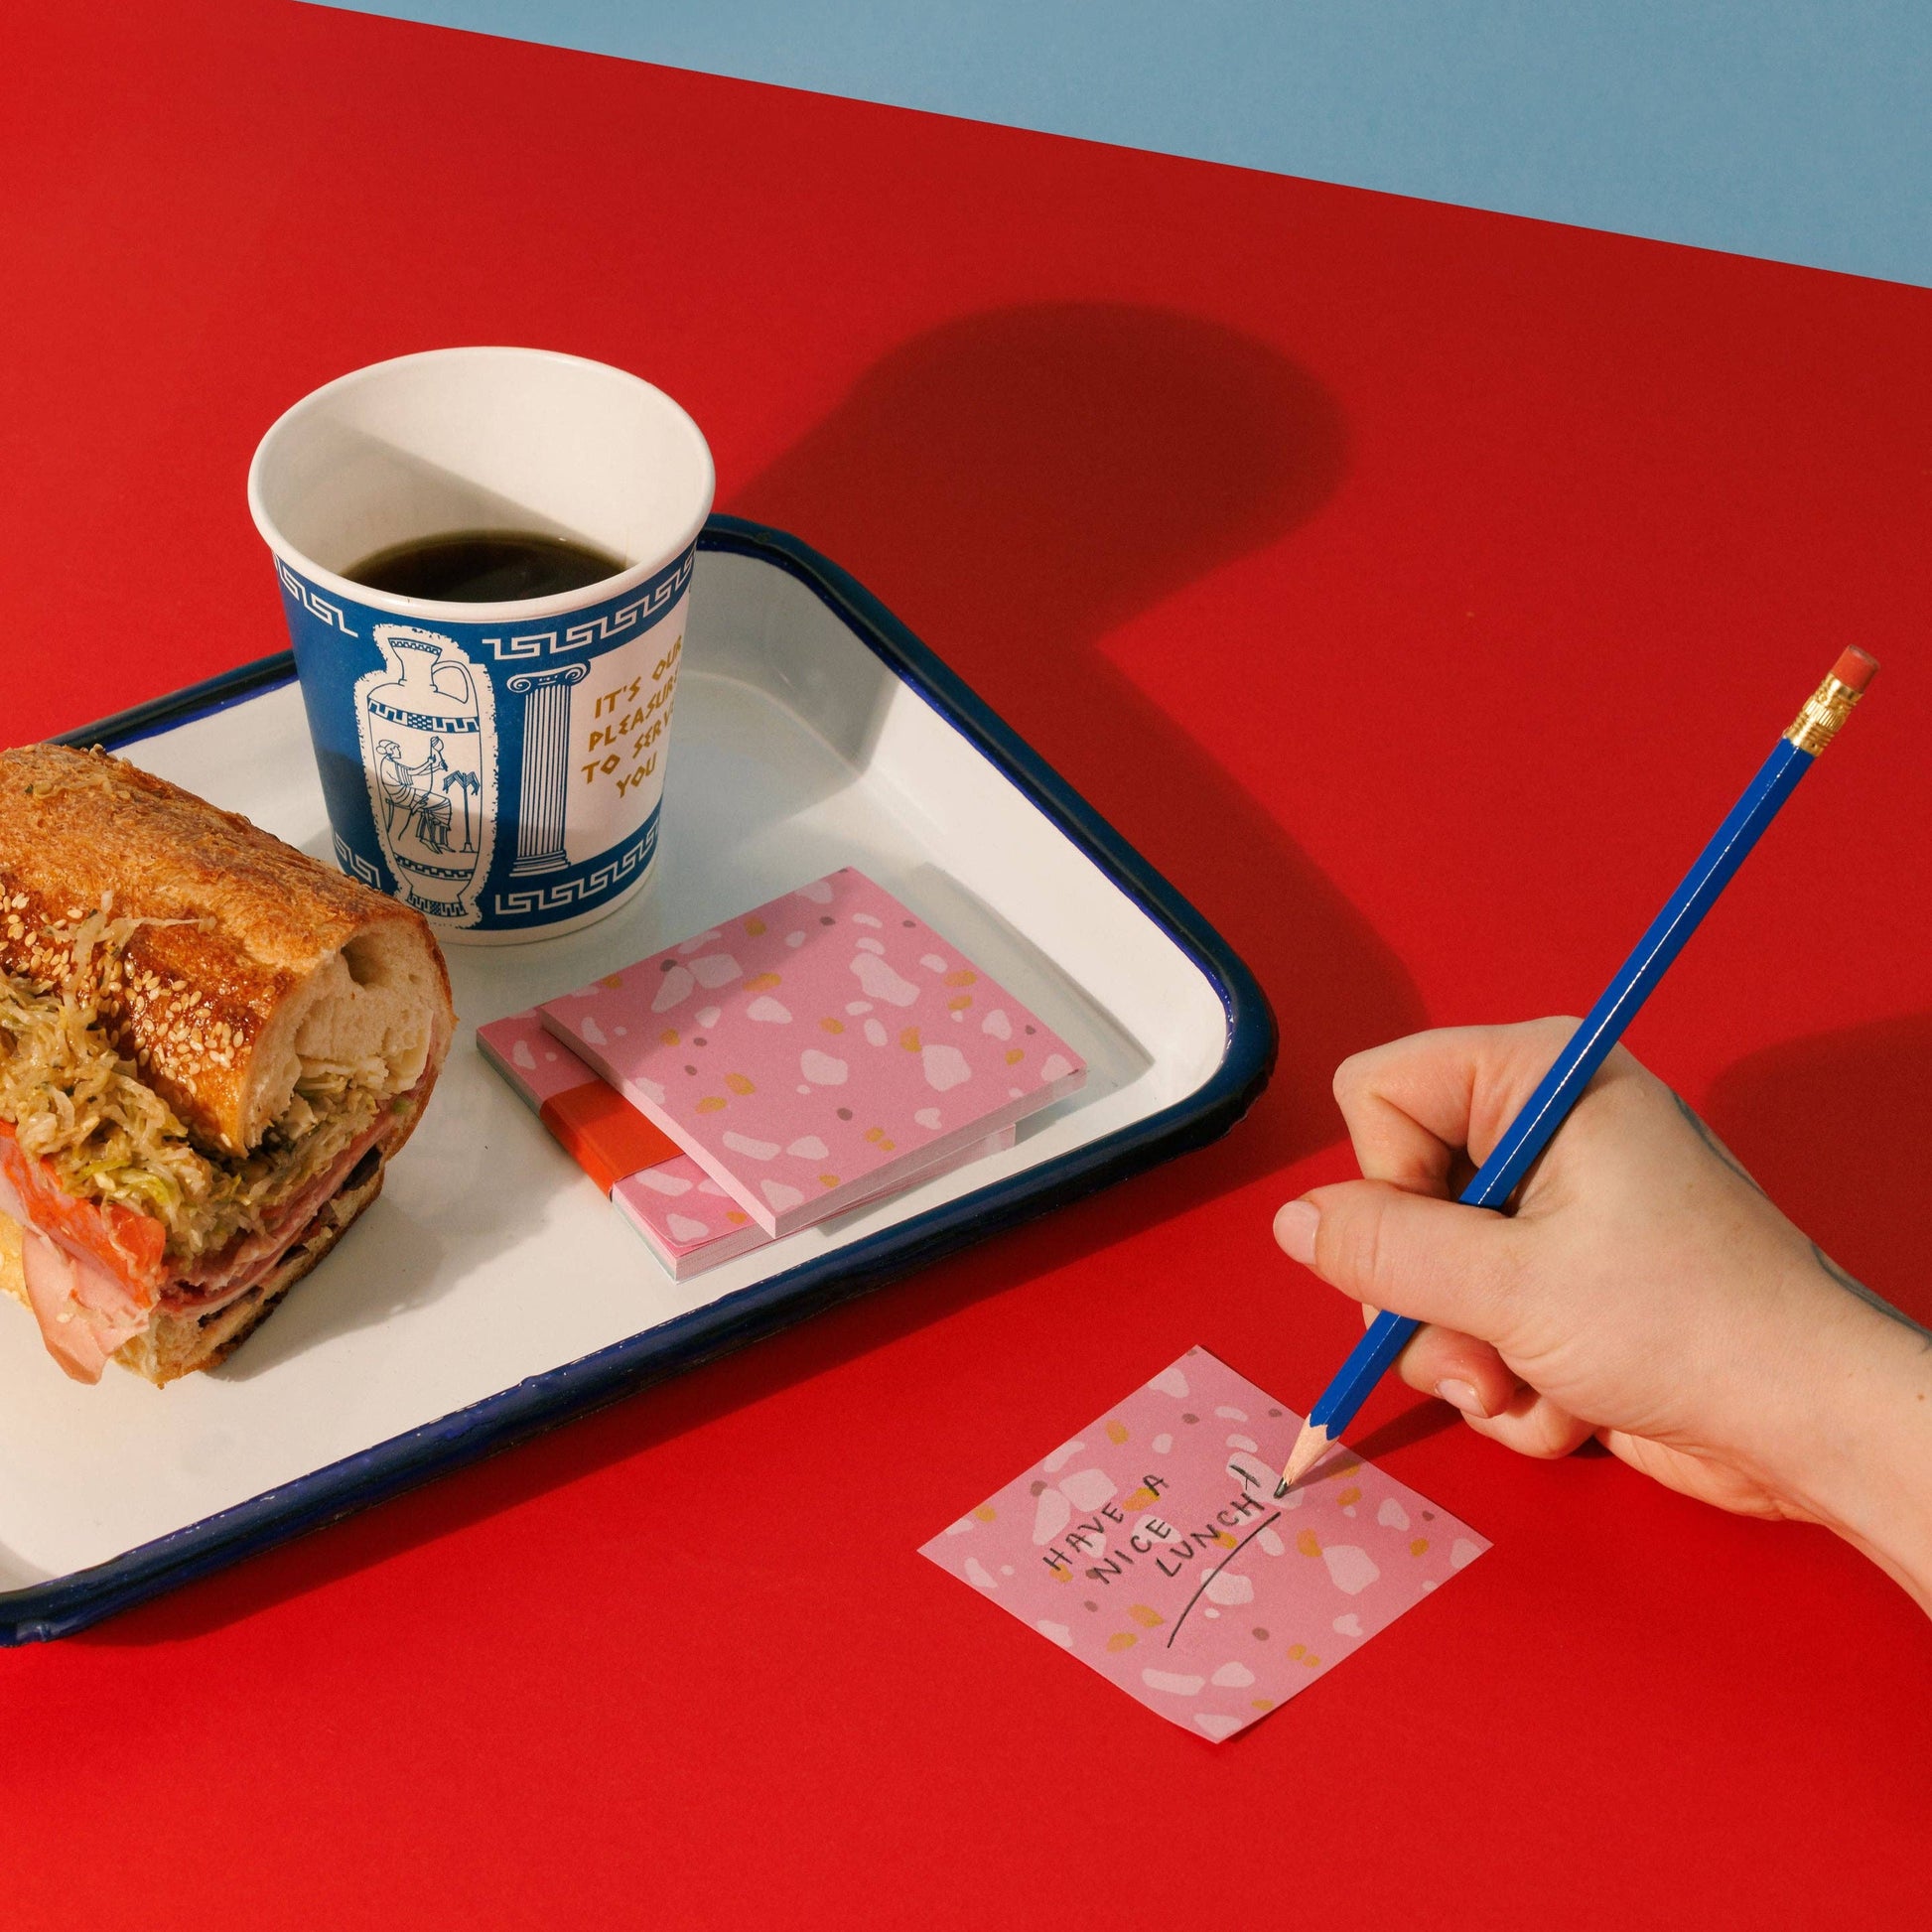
[538,1083,682,1194]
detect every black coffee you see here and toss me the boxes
[345,529,626,603]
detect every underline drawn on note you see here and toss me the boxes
[1165,1510,1283,1648]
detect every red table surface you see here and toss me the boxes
[4,4,1929,1925]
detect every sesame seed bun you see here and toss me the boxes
[0,744,453,1155]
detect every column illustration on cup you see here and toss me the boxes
[249,346,714,942]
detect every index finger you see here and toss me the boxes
[1331,1019,1588,1192]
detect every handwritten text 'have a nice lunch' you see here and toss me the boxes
[1039,1468,1277,1587]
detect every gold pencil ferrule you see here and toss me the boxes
[1782,674,1863,757]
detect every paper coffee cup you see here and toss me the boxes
[248,346,714,943]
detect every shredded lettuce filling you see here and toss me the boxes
[0,921,390,1263]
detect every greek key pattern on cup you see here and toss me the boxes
[277,560,360,636]
[481,553,693,661]
[332,833,383,888]
[489,813,659,916]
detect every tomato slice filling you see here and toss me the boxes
[0,1120,168,1296]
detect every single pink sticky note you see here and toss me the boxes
[481,1007,1016,1278]
[920,1346,1489,1743]
[540,868,1086,1237]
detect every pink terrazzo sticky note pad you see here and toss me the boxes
[612,1126,1017,1276]
[539,868,1086,1237]
[921,1346,1489,1743]
[478,1010,598,1111]
[479,1008,1016,1279]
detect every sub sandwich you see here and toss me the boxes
[0,744,453,1384]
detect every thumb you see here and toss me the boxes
[1274,1180,1522,1343]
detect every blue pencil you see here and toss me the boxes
[1277,646,1880,1493]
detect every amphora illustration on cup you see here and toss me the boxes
[353,624,497,925]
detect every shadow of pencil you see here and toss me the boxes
[80,303,1426,1645]
[1344,1398,1463,1467]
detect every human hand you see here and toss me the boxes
[1272,1021,1932,1611]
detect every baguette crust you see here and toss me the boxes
[0,744,453,1153]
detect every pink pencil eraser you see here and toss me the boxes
[1830,646,1878,694]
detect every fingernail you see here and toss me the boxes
[1435,1378,1487,1419]
[1273,1198,1319,1266]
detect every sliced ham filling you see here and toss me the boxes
[2,1082,421,1384]
[1,1187,154,1383]
[162,1107,394,1308]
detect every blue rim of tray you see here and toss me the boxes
[2,514,1277,1644]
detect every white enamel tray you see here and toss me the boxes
[0,519,1272,1641]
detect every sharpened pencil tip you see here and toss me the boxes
[1278,1420,1334,1493]
[1274,1480,1288,1499]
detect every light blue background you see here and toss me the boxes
[317,2,1930,287]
